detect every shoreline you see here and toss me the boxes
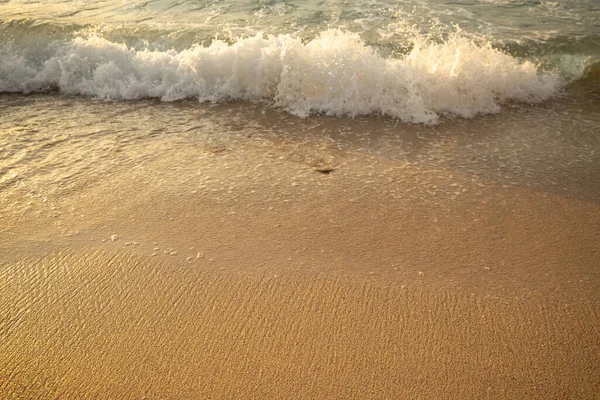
[2,146,599,302]
[1,92,599,398]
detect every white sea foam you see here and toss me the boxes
[1,30,562,124]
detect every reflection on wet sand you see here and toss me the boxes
[1,92,599,398]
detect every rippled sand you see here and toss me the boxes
[2,252,599,399]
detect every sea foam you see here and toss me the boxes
[0,30,561,124]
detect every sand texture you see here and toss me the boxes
[1,252,599,399]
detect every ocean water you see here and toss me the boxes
[1,0,599,245]
[1,0,599,121]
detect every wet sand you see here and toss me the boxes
[1,95,600,398]
[2,252,599,399]
[2,158,600,399]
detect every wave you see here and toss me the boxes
[0,29,587,124]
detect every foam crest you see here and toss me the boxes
[1,30,562,124]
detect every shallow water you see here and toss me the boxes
[1,79,598,216]
[1,85,599,301]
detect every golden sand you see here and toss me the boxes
[1,252,599,399]
[2,169,599,398]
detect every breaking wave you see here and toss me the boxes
[0,29,583,124]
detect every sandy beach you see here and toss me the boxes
[2,251,599,399]
[1,93,600,398]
